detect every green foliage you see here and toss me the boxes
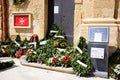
[0,37,12,45]
[0,60,15,70]
[0,46,10,57]
[20,38,29,47]
[109,48,120,65]
[8,42,20,57]
[109,48,120,79]
[78,37,87,51]
[51,24,60,30]
[20,38,30,55]
[26,53,38,62]
[71,37,93,76]
[0,37,12,57]
[71,51,93,76]
[15,35,21,43]
[37,40,57,63]
[53,38,71,48]
[13,0,26,5]
[47,24,65,39]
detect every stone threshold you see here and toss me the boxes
[21,62,74,74]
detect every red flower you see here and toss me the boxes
[26,49,33,55]
[61,54,70,64]
[15,49,23,58]
[52,57,59,63]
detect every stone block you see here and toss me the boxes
[94,0,114,8]
[75,0,83,4]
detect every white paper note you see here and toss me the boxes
[54,6,59,14]
[91,47,104,59]
[94,33,102,42]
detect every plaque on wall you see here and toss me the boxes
[13,13,31,28]
[88,27,109,43]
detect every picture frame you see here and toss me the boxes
[13,13,31,28]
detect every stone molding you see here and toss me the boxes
[82,18,120,27]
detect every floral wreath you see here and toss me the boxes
[71,50,93,76]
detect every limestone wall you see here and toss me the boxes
[74,0,120,54]
[8,0,48,40]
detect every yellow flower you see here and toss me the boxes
[54,41,59,47]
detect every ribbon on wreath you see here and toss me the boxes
[29,34,38,48]
[30,34,38,42]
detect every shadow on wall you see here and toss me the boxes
[15,28,33,34]
[109,46,117,56]
[114,0,120,49]
[118,26,120,48]
[114,0,120,19]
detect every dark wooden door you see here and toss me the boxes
[48,0,74,45]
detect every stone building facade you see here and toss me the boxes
[0,0,120,54]
[74,0,120,54]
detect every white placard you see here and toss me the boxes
[29,42,36,45]
[57,48,66,52]
[76,47,83,54]
[94,33,102,42]
[20,46,26,49]
[54,6,59,14]
[91,47,104,59]
[54,35,64,38]
[50,30,58,33]
[77,60,87,68]
[1,45,8,48]
[40,40,48,45]
[14,41,20,47]
[29,42,36,48]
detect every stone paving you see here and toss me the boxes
[0,58,114,80]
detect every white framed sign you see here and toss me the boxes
[88,27,109,42]
[90,47,104,59]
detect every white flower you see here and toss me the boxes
[47,58,53,63]
[1,49,5,53]
[116,64,120,69]
[33,51,37,54]
[114,64,120,75]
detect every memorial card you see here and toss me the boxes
[91,47,104,59]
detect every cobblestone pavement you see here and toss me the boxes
[0,58,114,80]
